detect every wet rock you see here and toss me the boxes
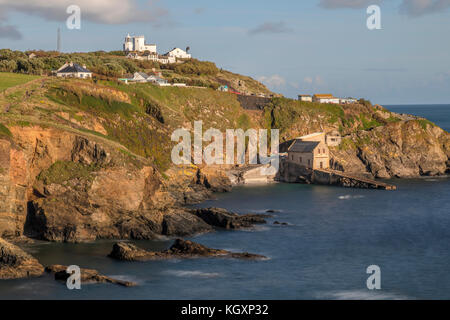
[109,239,266,261]
[192,207,269,229]
[45,264,136,287]
[195,168,232,193]
[0,238,44,279]
[273,221,288,226]
[266,209,282,213]
[162,211,213,237]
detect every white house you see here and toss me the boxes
[56,62,92,79]
[298,94,312,102]
[130,72,150,82]
[122,72,170,86]
[339,98,358,104]
[166,47,191,59]
[123,34,157,53]
[313,94,340,104]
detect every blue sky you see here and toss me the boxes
[1,0,450,104]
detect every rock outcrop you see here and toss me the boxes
[192,207,269,229]
[45,264,136,287]
[0,126,218,242]
[331,120,450,178]
[0,238,44,279]
[109,239,266,261]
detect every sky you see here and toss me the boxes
[0,0,450,105]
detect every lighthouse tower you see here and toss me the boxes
[123,34,133,52]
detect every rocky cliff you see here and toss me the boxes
[331,120,450,178]
[265,99,449,178]
[0,125,225,241]
[0,73,449,243]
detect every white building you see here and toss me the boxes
[298,94,312,102]
[339,98,358,104]
[166,47,191,59]
[123,34,157,53]
[56,62,92,79]
[313,94,340,104]
[123,72,170,86]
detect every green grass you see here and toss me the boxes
[337,138,356,151]
[0,123,12,138]
[47,86,143,120]
[0,72,39,91]
[360,114,383,130]
[37,161,100,185]
[417,119,435,130]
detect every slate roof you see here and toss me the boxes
[288,140,320,153]
[135,72,149,79]
[58,63,91,74]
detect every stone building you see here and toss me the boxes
[287,139,330,170]
[325,130,342,147]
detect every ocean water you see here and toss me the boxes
[0,105,449,300]
[386,104,450,132]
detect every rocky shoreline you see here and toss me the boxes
[108,239,267,262]
[0,207,271,282]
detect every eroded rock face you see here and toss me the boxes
[331,121,450,178]
[1,125,218,242]
[109,239,266,261]
[45,265,136,287]
[0,238,44,279]
[192,208,269,229]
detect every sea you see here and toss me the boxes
[0,104,449,300]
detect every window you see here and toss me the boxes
[320,162,323,169]
[300,157,302,163]
[323,148,326,153]
[308,159,311,166]
[318,149,320,154]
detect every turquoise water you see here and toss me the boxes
[0,105,449,300]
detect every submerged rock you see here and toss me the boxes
[45,264,136,287]
[0,238,44,279]
[192,207,269,230]
[109,239,266,261]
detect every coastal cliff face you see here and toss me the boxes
[0,74,449,242]
[0,125,216,241]
[330,120,450,178]
[265,99,449,179]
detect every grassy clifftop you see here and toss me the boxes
[0,50,272,95]
[1,51,448,178]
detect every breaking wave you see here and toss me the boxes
[316,290,412,300]
[165,270,222,278]
[338,195,365,200]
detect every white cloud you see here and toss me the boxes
[257,74,287,88]
[399,0,450,16]
[0,0,168,25]
[319,0,382,9]
[249,21,293,35]
[319,0,450,16]
[303,77,313,84]
[303,75,325,86]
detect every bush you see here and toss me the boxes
[358,98,372,108]
[163,59,218,76]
